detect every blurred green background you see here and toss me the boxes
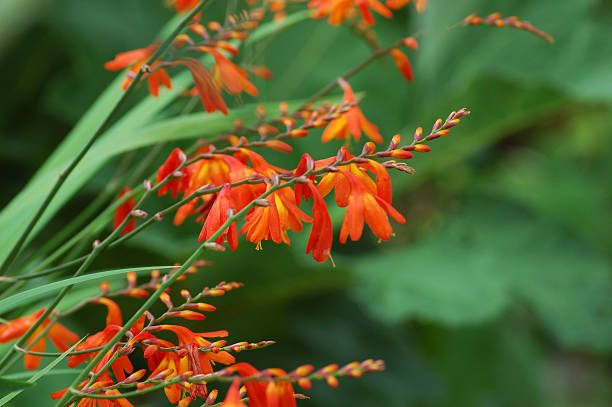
[1,0,611,405]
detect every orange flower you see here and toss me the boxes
[0,309,79,370]
[199,184,239,250]
[321,78,382,143]
[385,0,427,12]
[221,378,248,407]
[229,363,297,407]
[113,187,135,236]
[173,150,262,225]
[146,325,235,403]
[317,149,405,242]
[52,351,133,407]
[199,47,258,97]
[104,43,172,97]
[389,48,413,82]
[174,58,228,115]
[308,0,393,26]
[67,299,133,382]
[239,184,312,250]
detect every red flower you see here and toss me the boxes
[113,187,135,236]
[198,184,239,250]
[294,154,333,262]
[0,309,79,370]
[157,148,189,198]
[321,79,382,143]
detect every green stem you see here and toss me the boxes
[300,38,405,109]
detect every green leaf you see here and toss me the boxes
[1,369,76,381]
[244,9,311,46]
[349,200,612,351]
[0,266,173,315]
[0,339,82,406]
[0,377,35,391]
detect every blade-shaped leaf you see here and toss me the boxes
[0,266,173,315]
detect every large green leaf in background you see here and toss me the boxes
[349,199,612,351]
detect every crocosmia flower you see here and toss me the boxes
[321,78,382,143]
[0,309,79,370]
[308,0,393,26]
[104,43,172,97]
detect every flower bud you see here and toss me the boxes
[413,126,423,142]
[131,209,148,218]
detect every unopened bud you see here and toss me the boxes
[389,134,402,150]
[361,141,376,155]
[297,378,312,390]
[390,150,414,159]
[254,199,272,207]
[290,129,308,138]
[279,101,289,116]
[180,289,191,300]
[432,118,443,132]
[326,375,339,388]
[403,37,418,50]
[426,129,450,140]
[295,365,315,376]
[123,369,147,384]
[159,292,173,309]
[205,390,219,405]
[413,144,431,152]
[131,209,148,218]
[413,126,423,141]
[99,281,110,294]
[442,119,460,129]
[154,212,164,222]
[143,180,153,191]
[203,242,225,251]
[256,104,266,119]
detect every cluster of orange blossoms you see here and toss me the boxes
[104,9,265,113]
[109,101,471,263]
[0,267,383,406]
